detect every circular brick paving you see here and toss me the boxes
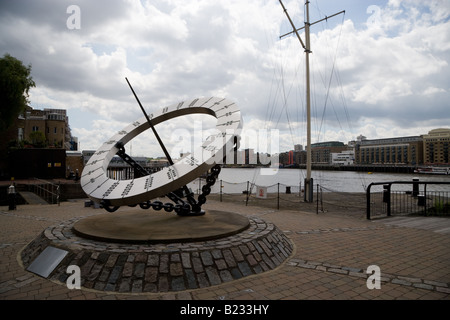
[20,216,293,293]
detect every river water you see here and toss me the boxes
[188,167,450,194]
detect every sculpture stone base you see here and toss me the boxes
[20,211,293,293]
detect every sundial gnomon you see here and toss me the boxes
[80,79,242,216]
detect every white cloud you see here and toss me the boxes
[1,0,449,157]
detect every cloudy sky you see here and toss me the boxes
[1,0,449,158]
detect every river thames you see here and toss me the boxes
[188,167,450,194]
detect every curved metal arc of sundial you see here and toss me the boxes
[80,95,242,208]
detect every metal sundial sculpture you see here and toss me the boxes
[23,78,293,294]
[81,78,242,216]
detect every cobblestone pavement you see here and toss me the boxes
[1,199,449,301]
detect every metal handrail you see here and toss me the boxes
[366,181,450,219]
[31,178,60,205]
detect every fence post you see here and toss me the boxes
[277,183,280,210]
[220,179,222,202]
[412,178,419,197]
[382,184,391,217]
[299,181,301,197]
[245,181,249,206]
[366,183,373,220]
[316,184,319,214]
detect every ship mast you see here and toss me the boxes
[279,0,344,202]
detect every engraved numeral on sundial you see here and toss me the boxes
[196,97,212,108]
[145,176,154,189]
[162,107,169,113]
[214,102,235,113]
[103,181,120,198]
[189,98,199,107]
[217,111,234,118]
[205,132,226,141]
[132,121,140,127]
[202,145,217,152]
[211,99,226,109]
[176,102,184,110]
[83,167,101,176]
[184,156,199,166]
[106,140,116,145]
[167,167,177,180]
[85,159,99,167]
[218,120,239,127]
[118,130,127,135]
[121,181,134,197]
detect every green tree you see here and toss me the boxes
[0,53,36,132]
[28,131,47,148]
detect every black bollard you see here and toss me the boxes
[412,178,419,197]
[7,184,16,210]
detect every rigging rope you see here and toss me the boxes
[317,13,346,142]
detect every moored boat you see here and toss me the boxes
[414,166,450,175]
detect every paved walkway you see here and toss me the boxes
[1,198,449,301]
[379,216,450,234]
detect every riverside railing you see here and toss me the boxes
[188,177,302,210]
[28,178,60,205]
[189,177,363,214]
[366,180,450,220]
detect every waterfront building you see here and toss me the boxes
[81,150,169,180]
[355,136,423,165]
[294,144,303,152]
[13,106,77,150]
[278,150,306,167]
[310,141,350,164]
[331,150,355,166]
[422,128,450,165]
[235,148,257,165]
[0,106,78,179]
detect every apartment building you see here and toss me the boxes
[355,136,423,165]
[422,128,450,165]
[310,141,350,164]
[18,106,77,150]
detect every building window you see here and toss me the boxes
[18,128,24,141]
[32,126,39,132]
